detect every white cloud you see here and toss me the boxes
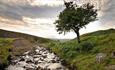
[23,17,56,24]
[31,0,64,6]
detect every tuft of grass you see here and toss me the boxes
[0,38,14,64]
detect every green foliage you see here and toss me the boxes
[54,2,97,34]
[0,38,14,64]
[47,29,115,70]
[76,41,95,53]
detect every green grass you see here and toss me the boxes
[0,38,14,64]
[0,28,115,70]
[47,29,115,70]
[0,29,51,65]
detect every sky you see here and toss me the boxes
[0,0,115,39]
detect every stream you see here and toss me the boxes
[5,46,68,70]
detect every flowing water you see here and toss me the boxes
[6,46,68,70]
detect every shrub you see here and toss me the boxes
[76,41,95,53]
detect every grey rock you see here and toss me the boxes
[47,63,68,70]
[96,53,107,63]
[6,65,25,70]
[111,52,115,58]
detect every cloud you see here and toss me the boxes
[0,0,115,39]
[101,0,115,20]
[73,0,115,28]
[0,0,63,21]
[0,0,65,38]
[31,0,63,6]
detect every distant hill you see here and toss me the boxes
[82,28,115,36]
[0,29,51,44]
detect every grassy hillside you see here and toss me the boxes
[47,28,115,70]
[0,29,51,44]
[0,28,115,70]
[0,38,14,64]
[0,29,51,68]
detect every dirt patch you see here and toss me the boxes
[11,38,33,56]
[105,65,115,70]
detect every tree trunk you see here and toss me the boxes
[76,31,80,43]
[74,29,80,43]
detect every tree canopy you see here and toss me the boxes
[54,1,98,43]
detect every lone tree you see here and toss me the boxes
[54,1,98,43]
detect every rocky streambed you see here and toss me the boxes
[5,46,68,70]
